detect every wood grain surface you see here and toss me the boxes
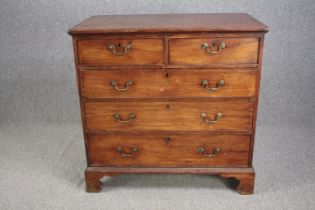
[169,37,259,65]
[80,69,257,99]
[87,133,250,167]
[77,38,164,65]
[84,101,253,132]
[69,13,269,34]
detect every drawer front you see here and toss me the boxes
[88,133,250,167]
[84,101,253,132]
[169,37,259,66]
[81,69,256,98]
[77,38,164,66]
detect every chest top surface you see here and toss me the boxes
[68,13,269,35]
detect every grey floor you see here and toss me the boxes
[0,123,315,210]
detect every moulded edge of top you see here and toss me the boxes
[68,13,270,35]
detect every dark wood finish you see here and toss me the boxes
[84,101,254,132]
[68,13,269,35]
[169,37,259,65]
[80,69,257,99]
[87,133,250,167]
[69,13,268,194]
[77,38,164,66]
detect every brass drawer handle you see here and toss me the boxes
[111,80,134,91]
[197,147,221,158]
[116,146,139,157]
[201,42,226,54]
[201,79,224,91]
[200,112,222,124]
[114,112,136,123]
[107,42,132,55]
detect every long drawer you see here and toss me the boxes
[87,133,250,167]
[84,101,253,132]
[80,69,257,98]
[169,37,259,66]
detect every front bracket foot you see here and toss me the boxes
[221,170,255,195]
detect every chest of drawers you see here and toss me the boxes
[68,13,268,195]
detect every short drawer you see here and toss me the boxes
[84,101,253,132]
[77,38,164,66]
[169,37,259,66]
[80,69,256,98]
[88,133,250,167]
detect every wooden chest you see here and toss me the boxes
[68,13,268,194]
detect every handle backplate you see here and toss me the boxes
[197,147,221,158]
[116,146,139,157]
[201,41,226,54]
[114,112,136,123]
[108,42,132,55]
[201,79,225,91]
[200,112,223,124]
[111,80,134,91]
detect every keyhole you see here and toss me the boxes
[165,73,169,78]
[118,43,122,48]
[166,104,170,109]
[164,137,172,144]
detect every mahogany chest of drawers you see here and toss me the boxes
[68,13,268,194]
